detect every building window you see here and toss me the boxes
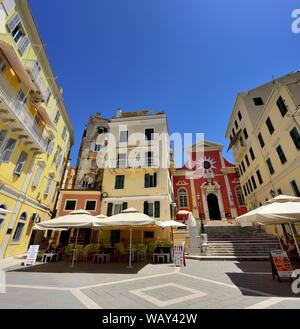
[115,175,125,189]
[239,165,243,176]
[17,90,27,105]
[251,176,257,190]
[145,173,157,188]
[32,163,44,188]
[248,179,253,192]
[290,180,300,197]
[276,145,287,165]
[276,96,288,117]
[117,153,127,168]
[249,147,255,161]
[85,200,96,211]
[144,201,160,218]
[266,158,275,175]
[266,117,275,135]
[0,138,17,163]
[256,169,263,185]
[246,182,250,195]
[54,110,60,125]
[44,176,53,196]
[290,127,300,150]
[241,160,246,173]
[94,144,102,152]
[97,127,108,135]
[243,185,248,197]
[65,200,77,211]
[253,97,264,106]
[14,151,28,176]
[236,186,245,206]
[113,204,123,215]
[234,120,238,129]
[7,13,29,54]
[258,133,265,148]
[12,212,27,242]
[243,128,248,140]
[0,204,7,229]
[145,128,155,141]
[145,151,154,167]
[239,137,244,147]
[232,128,235,136]
[119,130,128,142]
[277,189,283,195]
[238,111,242,121]
[178,188,188,208]
[61,126,67,141]
[245,155,250,167]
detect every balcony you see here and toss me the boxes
[232,140,247,161]
[24,60,50,102]
[108,157,160,172]
[0,75,47,153]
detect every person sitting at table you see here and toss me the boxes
[287,240,298,259]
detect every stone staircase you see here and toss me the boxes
[188,225,278,260]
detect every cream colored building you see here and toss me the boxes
[225,71,300,233]
[100,109,174,243]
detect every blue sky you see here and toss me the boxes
[29,0,300,166]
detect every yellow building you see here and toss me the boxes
[100,109,174,243]
[225,71,300,235]
[0,0,73,258]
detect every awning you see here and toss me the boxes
[0,40,36,91]
[227,129,242,151]
[35,104,57,131]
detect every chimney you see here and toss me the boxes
[116,108,123,117]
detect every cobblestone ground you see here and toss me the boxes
[0,259,299,309]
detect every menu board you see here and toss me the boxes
[174,242,186,267]
[270,250,294,281]
[25,245,40,266]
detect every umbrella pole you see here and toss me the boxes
[171,226,175,265]
[71,228,79,267]
[288,222,300,256]
[128,228,132,268]
[97,230,101,252]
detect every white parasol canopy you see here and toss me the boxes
[94,208,158,227]
[177,210,191,215]
[34,209,103,230]
[157,220,186,228]
[265,194,300,204]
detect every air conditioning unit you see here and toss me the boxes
[31,213,41,223]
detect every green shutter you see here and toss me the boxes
[145,174,150,188]
[115,175,125,189]
[154,173,157,187]
[144,201,148,215]
[122,202,128,210]
[154,201,160,218]
[107,203,113,216]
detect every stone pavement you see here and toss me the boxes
[0,259,299,309]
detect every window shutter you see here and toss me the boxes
[144,174,150,188]
[0,138,17,163]
[14,151,28,175]
[32,165,43,188]
[154,201,160,218]
[154,173,157,187]
[107,203,113,216]
[122,202,128,211]
[143,201,148,215]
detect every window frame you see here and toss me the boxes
[64,200,77,211]
[178,188,189,208]
[84,200,97,211]
[14,151,28,176]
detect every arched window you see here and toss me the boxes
[178,188,188,208]
[236,186,245,206]
[12,212,27,242]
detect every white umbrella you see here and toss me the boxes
[34,209,105,267]
[177,210,191,215]
[236,202,300,255]
[95,208,159,268]
[265,194,300,204]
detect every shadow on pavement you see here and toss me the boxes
[226,272,300,298]
[7,260,149,274]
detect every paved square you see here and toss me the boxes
[130,283,207,307]
[0,259,299,309]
